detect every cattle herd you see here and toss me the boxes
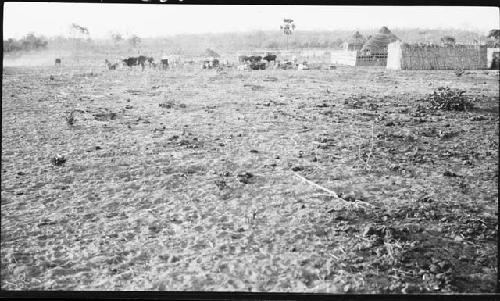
[53,52,312,71]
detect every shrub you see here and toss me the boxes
[424,87,475,111]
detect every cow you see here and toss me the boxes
[160,59,169,70]
[263,54,277,64]
[105,59,118,70]
[211,59,220,68]
[297,63,309,70]
[123,57,138,67]
[147,57,154,68]
[108,62,119,70]
[238,55,249,63]
[55,58,61,66]
[249,62,266,70]
[237,64,250,71]
[247,56,262,64]
[202,58,220,70]
[137,55,147,71]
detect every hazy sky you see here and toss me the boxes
[3,3,499,39]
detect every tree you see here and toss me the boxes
[128,35,141,48]
[487,29,500,40]
[70,23,89,39]
[68,23,90,64]
[3,33,48,52]
[280,18,296,50]
[111,33,123,43]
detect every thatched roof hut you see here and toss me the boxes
[204,48,220,58]
[361,26,400,54]
[343,31,367,51]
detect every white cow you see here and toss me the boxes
[237,64,250,71]
[298,63,309,70]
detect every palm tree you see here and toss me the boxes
[280,18,296,50]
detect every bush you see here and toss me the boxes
[3,34,48,53]
[424,87,475,111]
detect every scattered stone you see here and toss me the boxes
[169,255,181,263]
[429,264,438,273]
[50,154,67,166]
[237,172,254,184]
[13,265,30,277]
[443,171,458,177]
[363,225,377,237]
[215,179,228,190]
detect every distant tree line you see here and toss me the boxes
[3,33,48,52]
[4,28,493,56]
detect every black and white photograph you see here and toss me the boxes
[1,1,499,295]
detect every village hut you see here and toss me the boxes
[204,48,220,59]
[440,36,456,47]
[342,31,367,51]
[361,26,400,55]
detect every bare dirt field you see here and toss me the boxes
[1,64,498,292]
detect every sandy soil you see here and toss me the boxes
[1,65,498,292]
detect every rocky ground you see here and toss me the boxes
[1,65,498,292]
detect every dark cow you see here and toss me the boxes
[211,59,220,68]
[202,58,220,70]
[123,57,138,67]
[137,55,147,71]
[55,58,61,66]
[263,54,277,64]
[160,59,169,70]
[247,56,262,64]
[147,57,154,68]
[249,62,266,70]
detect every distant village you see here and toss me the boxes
[333,26,499,70]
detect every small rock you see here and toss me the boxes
[343,191,356,202]
[13,265,30,277]
[88,255,107,265]
[443,171,458,177]
[385,121,396,127]
[429,264,438,273]
[169,255,181,263]
[363,225,377,237]
[291,166,304,172]
[237,172,254,184]
[250,149,259,153]
[50,154,67,166]
[438,261,448,269]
